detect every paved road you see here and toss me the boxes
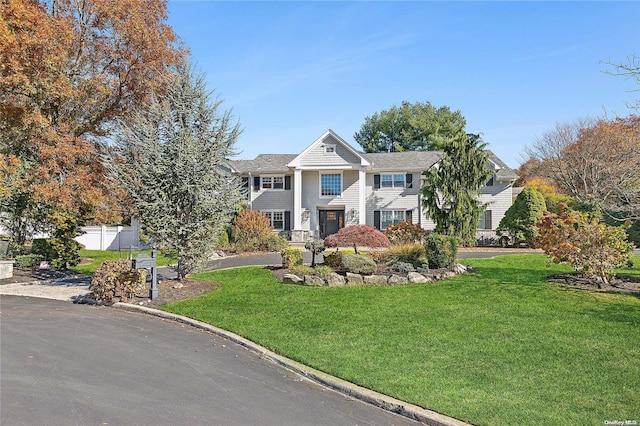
[1,296,419,426]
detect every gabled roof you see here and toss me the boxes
[228,132,519,181]
[287,129,370,168]
[486,150,519,181]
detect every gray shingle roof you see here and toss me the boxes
[229,154,297,173]
[229,149,518,181]
[486,150,519,181]
[363,151,443,172]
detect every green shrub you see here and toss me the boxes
[390,261,415,273]
[30,239,52,259]
[341,254,377,274]
[291,265,333,277]
[281,247,303,268]
[424,233,458,269]
[323,250,341,268]
[48,212,82,270]
[15,254,44,267]
[384,243,428,267]
[216,227,230,248]
[89,259,146,304]
[263,233,288,252]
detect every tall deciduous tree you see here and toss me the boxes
[0,0,184,245]
[527,116,640,220]
[108,62,242,279]
[422,132,492,246]
[354,101,467,153]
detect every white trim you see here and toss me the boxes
[293,168,302,230]
[358,169,366,224]
[287,129,371,168]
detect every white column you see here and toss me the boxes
[294,168,302,230]
[359,169,366,224]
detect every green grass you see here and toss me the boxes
[71,249,174,274]
[162,254,640,425]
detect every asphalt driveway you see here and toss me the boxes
[1,296,419,426]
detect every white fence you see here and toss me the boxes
[1,220,145,251]
[75,220,144,251]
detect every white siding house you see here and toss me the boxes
[230,129,518,243]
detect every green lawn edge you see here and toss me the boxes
[162,254,640,426]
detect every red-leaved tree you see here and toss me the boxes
[324,225,390,254]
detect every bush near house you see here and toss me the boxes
[231,209,288,252]
[281,247,303,269]
[384,221,428,245]
[324,224,390,254]
[383,243,428,268]
[341,253,377,274]
[497,187,546,246]
[424,233,458,269]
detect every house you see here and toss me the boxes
[229,129,518,242]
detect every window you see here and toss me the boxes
[486,175,495,186]
[273,176,284,189]
[381,210,405,230]
[241,177,249,197]
[261,175,284,190]
[324,145,335,154]
[479,210,492,229]
[320,173,341,197]
[377,174,406,188]
[262,211,285,230]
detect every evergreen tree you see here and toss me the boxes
[497,187,547,245]
[422,132,491,246]
[108,61,242,279]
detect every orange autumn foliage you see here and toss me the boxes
[1,0,185,224]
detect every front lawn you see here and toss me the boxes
[71,249,174,275]
[163,254,640,425]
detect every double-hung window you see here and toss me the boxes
[261,175,284,190]
[381,210,405,230]
[380,174,405,188]
[262,211,284,231]
[320,173,341,197]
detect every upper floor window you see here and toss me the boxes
[486,175,495,186]
[320,173,341,197]
[261,175,284,190]
[324,145,336,154]
[381,174,405,188]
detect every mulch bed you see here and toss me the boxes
[547,273,640,295]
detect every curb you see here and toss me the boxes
[113,302,471,426]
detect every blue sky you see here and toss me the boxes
[167,1,639,169]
